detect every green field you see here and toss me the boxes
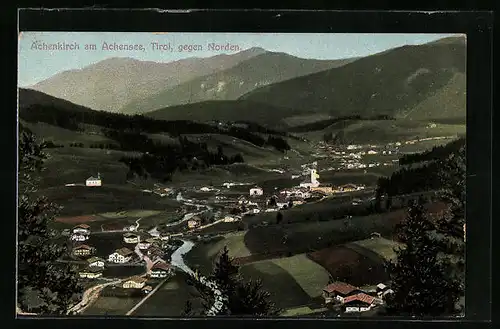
[299,119,465,144]
[186,232,250,273]
[347,237,404,262]
[83,295,143,316]
[132,272,203,316]
[240,260,313,310]
[247,253,330,298]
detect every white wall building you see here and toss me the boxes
[70,234,88,242]
[86,173,102,187]
[108,248,133,263]
[249,186,263,196]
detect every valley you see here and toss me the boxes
[17,33,466,318]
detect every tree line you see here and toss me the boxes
[117,133,244,182]
[20,104,291,152]
[381,141,465,316]
[289,114,394,133]
[398,137,465,165]
[17,127,83,314]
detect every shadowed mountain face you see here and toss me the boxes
[239,37,466,120]
[121,53,358,114]
[28,47,267,113]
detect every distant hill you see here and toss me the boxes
[122,53,358,114]
[144,100,311,128]
[399,72,466,121]
[18,88,95,113]
[240,36,466,121]
[28,47,267,113]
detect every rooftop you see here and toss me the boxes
[324,282,359,295]
[87,257,104,263]
[126,276,147,284]
[343,293,375,305]
[74,224,90,229]
[74,244,92,250]
[152,262,171,271]
[115,247,134,256]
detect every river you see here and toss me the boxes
[170,240,195,276]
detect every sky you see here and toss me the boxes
[18,32,458,87]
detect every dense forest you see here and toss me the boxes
[20,104,291,152]
[117,134,244,181]
[398,137,465,165]
[288,114,394,133]
[376,138,465,208]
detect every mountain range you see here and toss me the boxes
[24,36,466,127]
[240,37,466,120]
[28,47,267,113]
[120,52,357,114]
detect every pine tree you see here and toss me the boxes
[184,246,280,316]
[433,145,466,310]
[17,130,83,315]
[385,198,462,316]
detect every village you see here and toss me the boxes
[52,134,461,316]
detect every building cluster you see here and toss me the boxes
[68,223,173,288]
[322,281,394,313]
[210,167,366,219]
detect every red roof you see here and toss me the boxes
[74,224,90,229]
[152,262,171,271]
[324,282,359,295]
[74,244,92,250]
[343,293,375,305]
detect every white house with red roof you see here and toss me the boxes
[150,261,172,278]
[343,292,379,313]
[322,282,362,304]
[72,224,91,235]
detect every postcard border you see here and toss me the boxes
[11,8,493,328]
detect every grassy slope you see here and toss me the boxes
[144,99,310,128]
[401,72,466,121]
[240,37,466,119]
[298,119,465,143]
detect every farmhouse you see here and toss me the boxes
[87,257,105,268]
[223,216,237,222]
[188,216,202,229]
[85,173,102,187]
[142,285,153,294]
[72,224,91,235]
[150,262,172,278]
[310,185,334,194]
[322,282,362,304]
[342,293,377,313]
[123,233,140,244]
[79,267,103,279]
[72,244,94,257]
[108,247,134,263]
[287,196,305,206]
[70,234,88,242]
[238,196,249,205]
[376,283,394,299]
[275,196,291,209]
[247,204,261,214]
[147,246,163,258]
[123,276,147,289]
[138,238,156,250]
[338,184,364,192]
[249,186,264,196]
